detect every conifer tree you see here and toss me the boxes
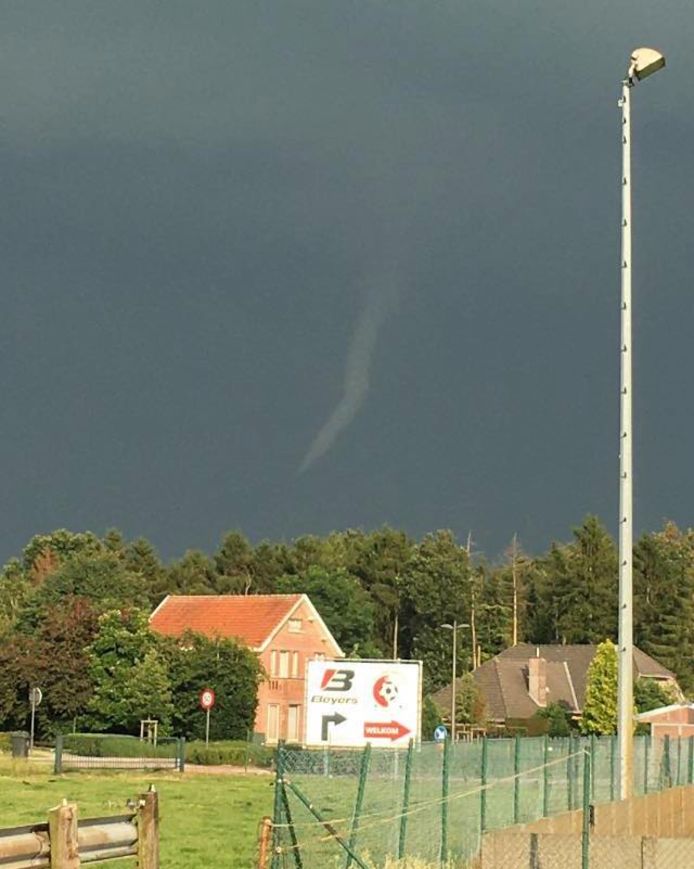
[581,639,618,735]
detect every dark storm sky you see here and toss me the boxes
[1,1,692,565]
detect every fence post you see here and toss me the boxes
[610,735,616,802]
[662,735,672,790]
[177,737,186,773]
[398,739,414,860]
[137,787,159,869]
[542,735,550,818]
[513,735,521,825]
[480,736,488,836]
[440,737,451,865]
[567,736,574,811]
[581,748,591,869]
[345,743,371,869]
[48,801,79,869]
[644,735,650,795]
[590,735,596,801]
[54,734,63,775]
[688,736,694,785]
[271,743,285,869]
[677,736,683,786]
[257,817,273,869]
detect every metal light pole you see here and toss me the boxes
[441,621,470,742]
[617,47,665,801]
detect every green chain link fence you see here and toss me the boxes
[269,734,693,868]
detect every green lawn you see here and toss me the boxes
[0,761,273,868]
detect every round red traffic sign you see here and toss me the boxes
[200,688,216,711]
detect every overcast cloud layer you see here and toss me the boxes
[1,0,692,564]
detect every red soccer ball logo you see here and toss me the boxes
[373,675,399,708]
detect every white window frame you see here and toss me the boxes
[287,705,301,743]
[279,650,289,678]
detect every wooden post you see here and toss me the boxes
[48,801,80,869]
[138,787,160,869]
[257,817,273,869]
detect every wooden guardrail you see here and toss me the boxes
[0,788,159,868]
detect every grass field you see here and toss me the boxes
[0,759,273,868]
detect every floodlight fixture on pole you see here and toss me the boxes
[617,46,665,802]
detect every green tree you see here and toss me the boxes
[0,559,29,636]
[400,531,472,692]
[86,609,173,733]
[634,677,677,714]
[533,517,617,644]
[634,523,694,693]
[347,527,414,657]
[124,537,166,605]
[214,531,255,594]
[454,672,486,727]
[421,696,442,741]
[537,702,573,737]
[16,553,148,631]
[275,566,379,656]
[165,550,219,596]
[164,632,261,740]
[581,640,618,735]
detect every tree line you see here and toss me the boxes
[0,516,692,736]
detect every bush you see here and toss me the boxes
[184,740,273,768]
[0,732,10,753]
[62,733,178,758]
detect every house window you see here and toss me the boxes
[291,651,300,678]
[287,705,301,743]
[288,618,302,633]
[267,704,280,743]
[314,652,326,661]
[270,650,278,677]
[279,651,290,678]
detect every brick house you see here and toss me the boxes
[149,593,343,743]
[432,643,680,733]
[635,704,694,742]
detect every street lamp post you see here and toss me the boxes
[441,621,470,742]
[617,47,665,801]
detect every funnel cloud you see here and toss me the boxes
[299,274,400,473]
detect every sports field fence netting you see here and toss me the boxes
[269,734,694,868]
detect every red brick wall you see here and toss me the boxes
[254,599,342,743]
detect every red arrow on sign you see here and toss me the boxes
[363,721,411,741]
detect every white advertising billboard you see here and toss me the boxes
[304,659,422,748]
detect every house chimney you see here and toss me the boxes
[528,657,547,707]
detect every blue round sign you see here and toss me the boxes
[434,725,448,743]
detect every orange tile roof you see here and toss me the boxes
[149,594,303,648]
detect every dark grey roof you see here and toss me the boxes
[431,643,677,723]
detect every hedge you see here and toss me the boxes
[184,740,273,768]
[62,733,179,758]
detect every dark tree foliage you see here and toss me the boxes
[15,553,148,631]
[528,516,617,644]
[275,566,380,657]
[634,523,694,693]
[2,515,694,740]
